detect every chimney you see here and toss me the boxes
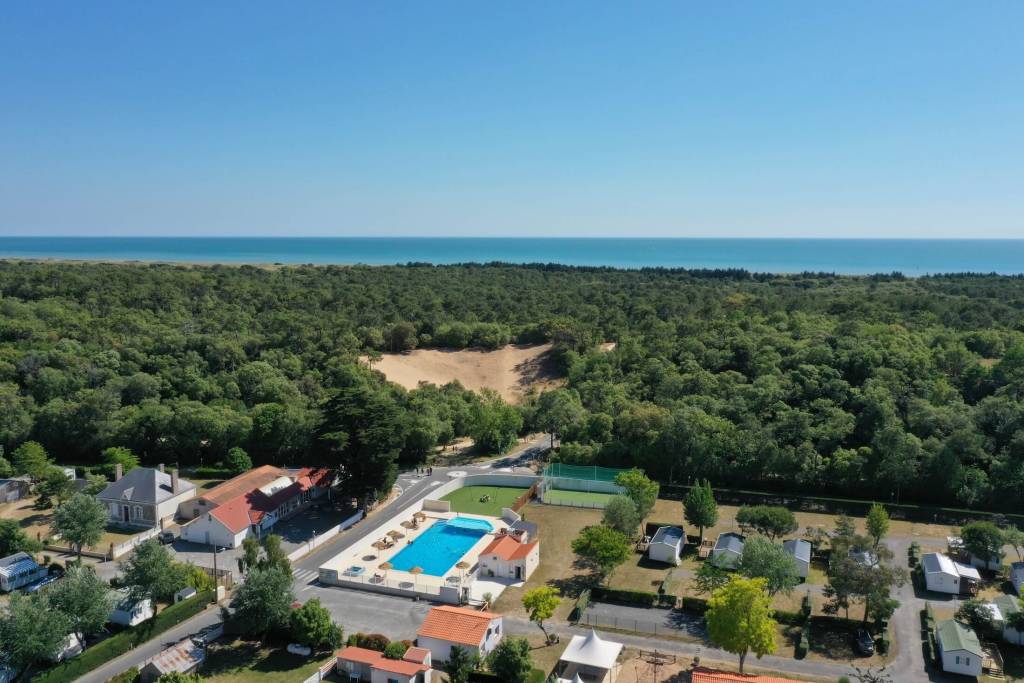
[115,463,123,481]
[158,463,165,473]
[171,469,180,494]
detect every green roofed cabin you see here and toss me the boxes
[935,619,983,677]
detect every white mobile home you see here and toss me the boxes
[710,532,745,570]
[108,590,155,627]
[922,552,980,595]
[782,539,811,579]
[1010,561,1024,596]
[0,552,47,592]
[647,526,684,566]
[936,619,983,677]
[994,595,1024,646]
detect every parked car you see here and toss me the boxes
[287,643,312,657]
[25,574,61,593]
[193,624,223,646]
[855,627,875,656]
[158,530,176,545]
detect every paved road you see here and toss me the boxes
[76,434,549,682]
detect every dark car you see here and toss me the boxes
[855,627,875,656]
[25,574,61,593]
[158,530,176,545]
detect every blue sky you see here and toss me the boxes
[1,2,1022,238]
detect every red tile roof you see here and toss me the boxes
[481,534,538,561]
[335,647,429,677]
[207,466,333,534]
[403,646,430,664]
[691,668,809,683]
[199,465,289,506]
[417,605,498,647]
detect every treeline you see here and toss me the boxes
[1,261,1024,510]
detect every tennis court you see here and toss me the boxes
[540,488,618,508]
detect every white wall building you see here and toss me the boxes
[95,465,196,529]
[922,552,980,595]
[936,619,983,677]
[416,606,503,663]
[0,552,47,593]
[478,530,540,582]
[783,539,811,579]
[647,526,684,567]
[1010,561,1024,596]
[108,590,155,627]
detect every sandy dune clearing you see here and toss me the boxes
[368,343,559,402]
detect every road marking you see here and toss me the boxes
[292,568,318,584]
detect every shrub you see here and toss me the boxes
[681,596,708,614]
[347,632,390,651]
[106,667,139,683]
[383,641,409,659]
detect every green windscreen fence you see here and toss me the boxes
[543,463,627,483]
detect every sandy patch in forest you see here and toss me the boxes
[367,343,560,402]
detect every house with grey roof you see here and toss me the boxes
[0,552,47,592]
[1010,561,1024,596]
[95,465,196,529]
[647,526,685,566]
[710,532,745,569]
[993,594,1024,646]
[783,539,811,578]
[936,619,983,677]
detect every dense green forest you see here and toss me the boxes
[1,261,1023,511]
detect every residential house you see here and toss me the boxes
[935,619,983,677]
[478,528,540,582]
[1010,561,1024,596]
[922,552,980,595]
[782,539,811,579]
[336,645,433,682]
[139,637,206,682]
[647,526,684,567]
[108,590,154,627]
[95,465,196,529]
[710,532,745,570]
[179,465,332,548]
[993,595,1024,646]
[554,629,622,683]
[0,552,48,592]
[415,605,503,663]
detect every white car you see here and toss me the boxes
[287,643,312,657]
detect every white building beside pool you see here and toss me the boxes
[478,528,539,581]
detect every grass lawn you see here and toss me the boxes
[202,640,332,682]
[441,485,528,516]
[542,489,617,507]
[493,502,602,619]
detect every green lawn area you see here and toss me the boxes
[542,488,616,507]
[202,640,332,682]
[441,485,528,516]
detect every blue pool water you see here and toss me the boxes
[389,517,493,576]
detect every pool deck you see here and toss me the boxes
[318,509,514,603]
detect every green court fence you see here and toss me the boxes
[542,463,627,482]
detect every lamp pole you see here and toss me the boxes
[212,545,221,604]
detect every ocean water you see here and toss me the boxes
[1,236,1023,275]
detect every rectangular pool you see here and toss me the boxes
[389,516,494,576]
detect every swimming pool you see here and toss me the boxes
[389,517,494,576]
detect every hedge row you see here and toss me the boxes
[591,586,675,609]
[32,591,215,683]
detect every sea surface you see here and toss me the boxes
[1,237,1023,275]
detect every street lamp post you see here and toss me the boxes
[212,545,222,604]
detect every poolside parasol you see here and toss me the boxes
[409,566,423,590]
[455,560,470,583]
[413,511,427,520]
[378,561,393,582]
[387,530,405,540]
[372,540,386,551]
[400,520,415,529]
